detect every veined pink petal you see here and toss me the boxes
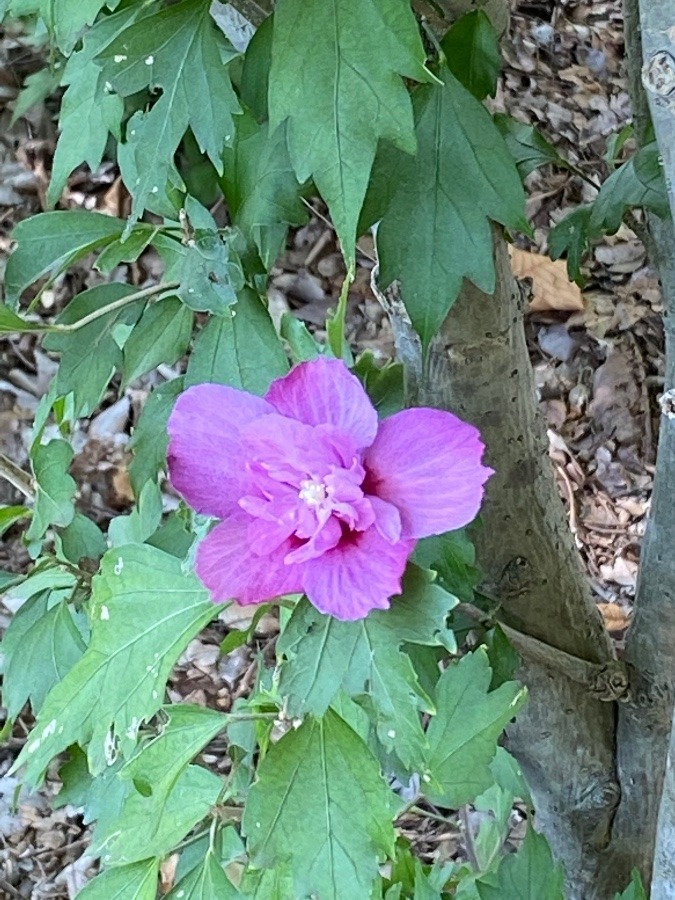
[265,357,378,449]
[369,496,402,543]
[196,513,303,605]
[167,384,273,518]
[301,529,415,621]
[364,408,493,539]
[242,414,356,487]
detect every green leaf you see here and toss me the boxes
[353,354,404,417]
[47,5,142,207]
[239,13,273,122]
[11,544,215,784]
[604,124,634,167]
[220,113,307,269]
[51,0,115,53]
[423,649,526,807]
[43,283,146,415]
[591,142,670,234]
[484,625,521,690]
[414,860,453,898]
[240,863,295,899]
[441,11,500,100]
[162,231,244,315]
[2,592,86,720]
[91,705,227,864]
[96,227,157,275]
[374,67,526,346]
[26,440,76,541]
[614,869,648,900]
[548,205,594,285]
[108,480,163,548]
[128,378,184,494]
[74,859,159,900]
[5,211,124,305]
[147,511,193,559]
[59,513,107,565]
[269,0,431,261]
[278,570,457,768]
[413,529,481,603]
[243,710,397,900]
[167,847,242,899]
[0,305,43,333]
[0,504,29,537]
[471,749,523,872]
[11,67,60,124]
[100,0,240,224]
[122,297,193,387]
[476,828,564,900]
[493,114,565,179]
[186,288,288,392]
[280,314,323,363]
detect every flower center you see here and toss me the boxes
[298,477,328,509]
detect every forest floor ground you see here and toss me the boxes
[0,0,660,895]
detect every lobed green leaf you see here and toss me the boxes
[243,710,397,900]
[277,568,457,768]
[269,0,432,262]
[11,544,215,783]
[74,859,159,900]
[372,67,527,347]
[423,649,526,807]
[476,827,564,900]
[99,0,240,225]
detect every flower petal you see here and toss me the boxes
[301,528,414,621]
[167,383,273,518]
[265,357,378,448]
[242,414,356,487]
[196,513,303,605]
[364,408,493,539]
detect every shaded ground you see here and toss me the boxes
[0,0,660,894]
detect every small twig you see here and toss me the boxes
[0,452,34,501]
[31,836,90,860]
[0,879,23,899]
[406,805,457,827]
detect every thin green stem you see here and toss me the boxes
[0,453,34,501]
[50,281,179,334]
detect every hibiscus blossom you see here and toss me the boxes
[167,357,492,620]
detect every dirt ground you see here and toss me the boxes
[0,0,660,894]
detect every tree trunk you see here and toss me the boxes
[612,2,675,894]
[401,235,620,898]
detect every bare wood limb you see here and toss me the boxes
[459,603,629,701]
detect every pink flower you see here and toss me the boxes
[167,357,492,621]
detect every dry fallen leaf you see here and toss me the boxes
[597,602,630,634]
[510,246,584,313]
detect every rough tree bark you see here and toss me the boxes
[405,237,623,899]
[621,2,675,895]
